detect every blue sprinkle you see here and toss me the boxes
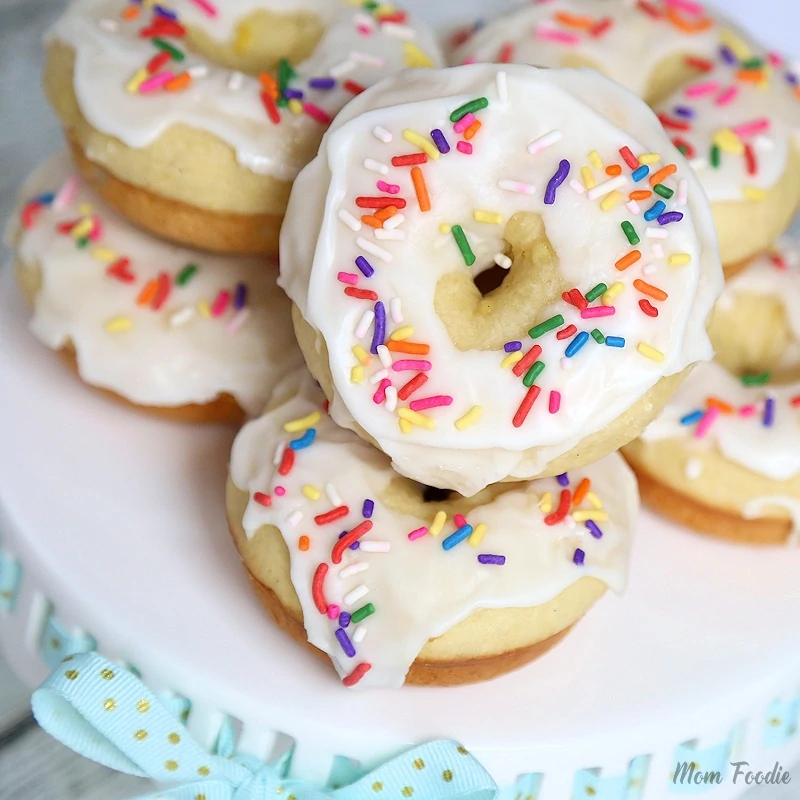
[644,200,667,221]
[585,520,603,539]
[573,548,585,566]
[632,165,649,182]
[290,428,316,450]
[556,473,570,487]
[309,77,336,90]
[355,256,374,278]
[362,499,374,518]
[605,336,625,348]
[442,525,473,551]
[565,331,590,358]
[504,341,522,352]
[680,410,704,425]
[339,611,351,629]
[234,282,247,310]
[36,192,55,205]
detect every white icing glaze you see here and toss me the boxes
[48,0,443,181]
[451,0,800,203]
[742,497,800,546]
[230,369,638,688]
[8,153,302,413]
[280,63,722,496]
[641,360,800,482]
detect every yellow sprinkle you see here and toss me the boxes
[468,523,487,547]
[288,98,304,115]
[538,492,552,514]
[637,153,661,165]
[586,491,603,510]
[126,68,148,93]
[197,300,211,319]
[77,202,93,215]
[352,345,371,366]
[500,351,524,369]
[473,210,503,225]
[588,150,603,169]
[454,406,483,430]
[580,166,596,190]
[105,316,132,334]
[720,28,752,61]
[637,342,665,362]
[350,365,364,384]
[743,186,766,202]
[403,129,439,160]
[399,418,413,435]
[713,128,744,155]
[600,191,623,211]
[668,253,692,267]
[572,510,610,522]
[397,407,436,430]
[403,42,434,68]
[439,223,451,234]
[429,510,447,537]
[71,218,94,239]
[389,326,414,341]
[234,22,253,54]
[284,411,321,433]
[602,281,625,306]
[302,485,321,501]
[92,248,117,263]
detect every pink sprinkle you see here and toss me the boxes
[732,118,771,138]
[211,290,230,317]
[327,604,341,620]
[304,102,332,125]
[377,180,400,195]
[53,176,79,210]
[581,305,615,319]
[715,86,739,106]
[409,395,453,411]
[462,56,477,65]
[337,271,358,285]
[768,51,784,67]
[88,216,103,241]
[665,0,704,15]
[392,359,431,372]
[274,486,286,496]
[549,390,561,414]
[139,71,174,93]
[372,378,391,404]
[407,527,428,541]
[739,405,757,417]
[457,141,473,155]
[454,514,468,528]
[357,24,372,35]
[685,80,718,98]
[694,406,719,439]
[535,24,580,45]
[453,112,477,134]
[188,0,217,16]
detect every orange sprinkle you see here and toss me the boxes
[386,341,430,355]
[165,73,192,92]
[666,8,713,33]
[629,190,652,201]
[259,72,279,98]
[121,5,140,19]
[615,250,641,271]
[411,166,431,212]
[299,535,310,551]
[136,279,158,307]
[737,69,766,84]
[649,164,677,186]
[605,164,622,177]
[707,397,735,415]
[572,478,591,507]
[374,205,398,221]
[633,279,668,301]
[795,86,800,100]
[554,11,594,28]
[361,215,383,229]
[464,120,482,140]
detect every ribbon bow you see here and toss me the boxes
[32,652,498,800]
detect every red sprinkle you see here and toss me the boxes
[21,201,43,229]
[106,257,135,283]
[356,197,407,209]
[391,153,427,167]
[744,143,757,176]
[544,489,571,525]
[146,50,171,74]
[512,385,541,428]
[639,299,659,317]
[672,137,696,158]
[790,395,800,407]
[261,92,281,125]
[332,520,373,564]
[57,220,77,234]
[278,447,295,476]
[512,344,543,377]
[685,56,714,72]
[556,324,578,340]
[312,563,329,614]
[637,0,663,18]
[589,17,613,37]
[344,287,379,301]
[253,492,272,507]
[567,288,588,310]
[151,272,171,311]
[619,146,639,170]
[397,372,428,400]
[659,114,691,131]
[344,80,365,95]
[314,505,350,526]
[498,43,514,63]
[342,662,372,687]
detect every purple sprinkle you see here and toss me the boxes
[309,77,336,90]
[504,341,522,353]
[339,531,359,551]
[544,159,570,205]
[674,106,695,118]
[362,499,374,518]
[431,128,450,154]
[233,282,247,310]
[335,628,356,658]
[355,256,374,278]
[585,520,603,539]
[556,473,570,487]
[370,301,386,355]
[477,554,506,565]
[573,548,585,566]
[657,211,684,225]
[763,395,776,427]
[785,72,799,86]
[719,45,737,65]
[154,5,178,19]
[284,88,304,100]
[339,611,351,629]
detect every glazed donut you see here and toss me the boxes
[623,361,800,545]
[280,64,722,496]
[44,0,442,255]
[451,0,800,268]
[227,369,637,688]
[709,238,800,382]
[9,154,302,423]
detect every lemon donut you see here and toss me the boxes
[624,361,800,545]
[227,369,638,688]
[451,0,800,268]
[279,64,722,496]
[8,154,302,423]
[44,0,442,255]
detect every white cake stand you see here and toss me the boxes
[1,266,799,800]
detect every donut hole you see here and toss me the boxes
[421,485,455,503]
[473,262,510,296]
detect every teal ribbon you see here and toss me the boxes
[32,652,498,800]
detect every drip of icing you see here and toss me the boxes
[230,369,638,688]
[742,497,800,545]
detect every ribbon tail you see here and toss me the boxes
[126,779,237,800]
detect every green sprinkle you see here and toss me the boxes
[277,59,296,107]
[741,372,771,386]
[741,57,764,70]
[449,97,489,123]
[522,361,545,388]
[177,264,198,286]
[152,38,185,61]
[710,144,721,168]
[351,603,375,623]
[591,328,605,344]
[676,143,689,157]
[451,225,476,266]
[528,314,564,339]
[653,184,674,199]
[363,1,380,9]
[621,221,640,246]
[76,236,90,249]
[585,283,608,302]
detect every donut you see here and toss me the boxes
[623,361,800,545]
[709,238,800,382]
[450,0,800,269]
[279,64,722,496]
[227,369,637,688]
[9,154,302,423]
[44,0,443,255]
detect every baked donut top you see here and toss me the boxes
[451,0,800,203]
[281,64,722,496]
[230,370,638,689]
[47,0,443,181]
[9,153,302,414]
